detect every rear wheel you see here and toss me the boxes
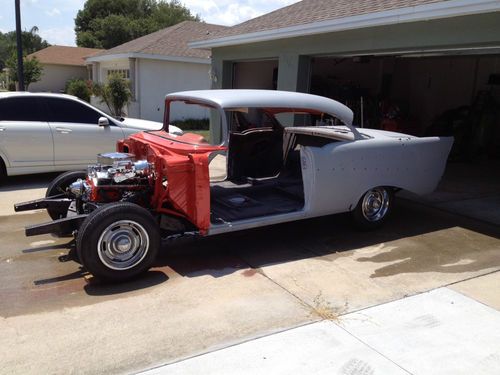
[76,202,160,282]
[45,170,87,220]
[351,187,394,230]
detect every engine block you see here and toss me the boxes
[68,152,154,204]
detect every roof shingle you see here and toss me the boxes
[94,21,227,59]
[194,0,449,42]
[27,45,103,66]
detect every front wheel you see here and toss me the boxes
[351,187,394,230]
[45,170,87,220]
[76,202,160,282]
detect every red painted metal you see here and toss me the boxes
[117,131,226,235]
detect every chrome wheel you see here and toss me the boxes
[361,187,390,222]
[97,220,150,270]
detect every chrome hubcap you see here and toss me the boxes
[97,220,149,270]
[116,236,132,252]
[362,188,390,222]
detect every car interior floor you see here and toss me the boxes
[210,149,304,223]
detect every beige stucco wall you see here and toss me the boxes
[29,64,88,93]
[89,58,211,121]
[137,58,211,122]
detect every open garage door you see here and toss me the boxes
[310,53,500,161]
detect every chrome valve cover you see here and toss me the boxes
[97,152,135,166]
[88,153,152,185]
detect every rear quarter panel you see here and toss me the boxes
[302,136,453,216]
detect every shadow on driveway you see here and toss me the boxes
[0,172,60,192]
[158,199,500,280]
[3,198,499,317]
[84,271,169,296]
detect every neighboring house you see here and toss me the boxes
[27,45,103,92]
[190,0,500,134]
[86,21,227,122]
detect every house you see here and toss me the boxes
[190,0,500,138]
[86,21,227,122]
[27,45,103,92]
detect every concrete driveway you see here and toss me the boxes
[0,174,499,374]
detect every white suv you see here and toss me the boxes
[0,92,181,179]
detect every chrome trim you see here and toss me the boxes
[97,220,150,271]
[361,187,390,222]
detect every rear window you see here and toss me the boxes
[0,97,45,121]
[44,97,102,124]
[228,108,278,132]
[274,111,343,127]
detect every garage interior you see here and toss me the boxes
[310,53,500,162]
[234,54,500,162]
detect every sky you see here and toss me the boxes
[0,0,299,46]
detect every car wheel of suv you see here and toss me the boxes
[0,158,6,184]
[351,187,394,230]
[76,202,160,282]
[45,170,87,220]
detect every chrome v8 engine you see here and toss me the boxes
[69,152,153,204]
[89,152,152,185]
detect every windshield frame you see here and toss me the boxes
[164,98,229,146]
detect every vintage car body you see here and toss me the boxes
[297,129,451,219]
[15,90,453,281]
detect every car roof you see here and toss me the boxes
[0,92,80,101]
[165,89,354,126]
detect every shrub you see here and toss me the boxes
[92,73,131,117]
[66,79,92,102]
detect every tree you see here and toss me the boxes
[75,0,200,49]
[0,34,10,70]
[81,15,135,50]
[19,26,49,55]
[93,74,132,117]
[6,54,43,90]
[0,26,49,70]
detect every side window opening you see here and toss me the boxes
[210,107,306,224]
[226,108,284,183]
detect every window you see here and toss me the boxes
[44,97,102,124]
[168,100,221,145]
[0,97,46,121]
[228,108,278,132]
[107,69,130,79]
